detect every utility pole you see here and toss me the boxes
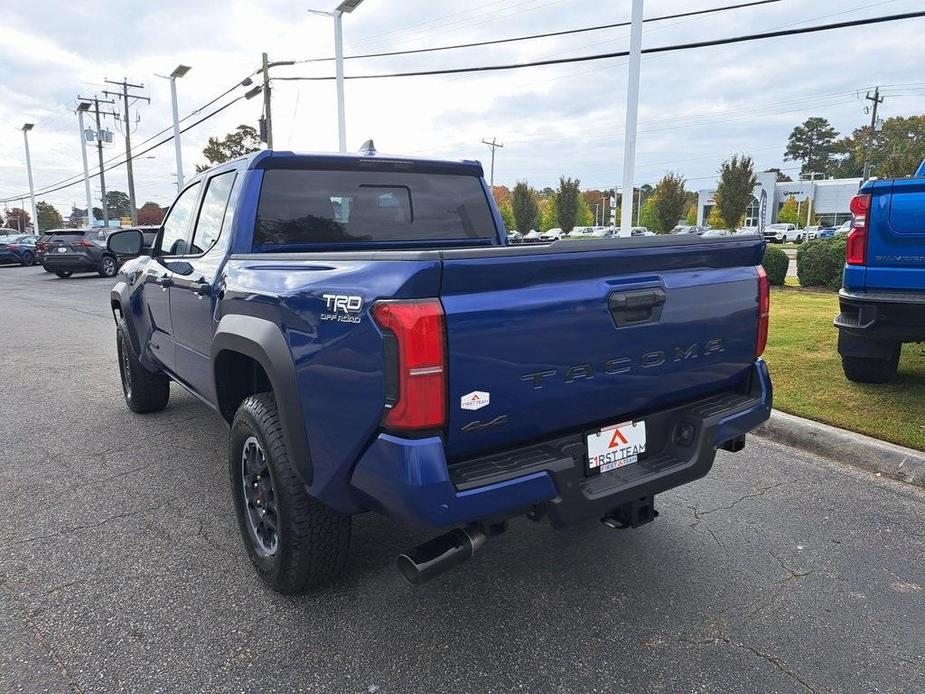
[76,102,95,227]
[481,138,504,188]
[261,53,273,149]
[77,95,114,225]
[104,78,149,225]
[619,0,645,237]
[862,87,884,182]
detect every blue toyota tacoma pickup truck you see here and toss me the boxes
[835,159,925,383]
[107,147,772,591]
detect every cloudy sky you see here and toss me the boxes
[1,0,924,219]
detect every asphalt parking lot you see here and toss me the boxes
[1,264,923,694]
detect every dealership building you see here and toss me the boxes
[696,171,863,230]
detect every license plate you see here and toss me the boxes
[586,420,646,474]
[58,247,67,253]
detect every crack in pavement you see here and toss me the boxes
[696,481,788,517]
[678,631,825,694]
[11,503,169,547]
[0,575,84,693]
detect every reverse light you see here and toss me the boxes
[846,193,870,265]
[756,266,770,358]
[371,299,447,431]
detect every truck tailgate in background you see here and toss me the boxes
[438,237,765,460]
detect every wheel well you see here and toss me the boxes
[214,350,273,423]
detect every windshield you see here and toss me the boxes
[254,169,497,250]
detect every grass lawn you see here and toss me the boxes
[763,288,925,451]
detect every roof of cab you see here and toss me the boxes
[195,148,484,179]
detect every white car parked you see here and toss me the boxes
[539,227,565,241]
[762,223,804,244]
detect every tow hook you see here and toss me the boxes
[397,521,506,585]
[601,495,659,529]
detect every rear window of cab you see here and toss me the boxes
[253,169,497,250]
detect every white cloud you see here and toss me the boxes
[1,0,924,217]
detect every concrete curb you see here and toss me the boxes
[753,409,925,488]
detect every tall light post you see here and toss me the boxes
[618,0,644,237]
[155,64,191,191]
[21,123,39,234]
[309,0,365,153]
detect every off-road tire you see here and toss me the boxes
[116,318,170,413]
[841,344,901,384]
[230,393,351,593]
[99,254,118,278]
[55,271,72,278]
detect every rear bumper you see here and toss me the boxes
[835,288,925,344]
[350,360,772,529]
[41,255,98,272]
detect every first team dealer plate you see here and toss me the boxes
[586,420,647,475]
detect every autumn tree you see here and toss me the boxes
[137,202,166,225]
[555,177,581,233]
[576,195,594,226]
[511,181,539,233]
[715,155,757,230]
[651,172,687,233]
[198,125,261,171]
[538,196,558,232]
[776,196,802,227]
[785,117,838,176]
[36,201,63,231]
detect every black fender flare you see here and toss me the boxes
[212,314,313,486]
[110,281,143,356]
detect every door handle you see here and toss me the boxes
[190,281,211,298]
[608,287,667,327]
[156,275,173,289]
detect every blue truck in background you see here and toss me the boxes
[107,146,772,592]
[835,159,925,383]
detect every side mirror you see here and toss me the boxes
[107,229,144,257]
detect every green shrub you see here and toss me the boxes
[797,237,847,290]
[761,244,789,286]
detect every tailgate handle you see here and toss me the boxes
[608,287,666,327]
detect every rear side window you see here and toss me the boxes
[254,169,496,249]
[159,182,202,256]
[191,171,236,255]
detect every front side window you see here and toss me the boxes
[159,182,201,256]
[190,172,236,255]
[254,169,496,249]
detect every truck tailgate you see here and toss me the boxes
[439,237,765,460]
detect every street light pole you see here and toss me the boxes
[334,11,347,153]
[21,124,39,235]
[619,0,644,237]
[310,0,364,153]
[76,103,95,227]
[165,65,190,190]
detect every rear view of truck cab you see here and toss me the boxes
[109,148,773,591]
[835,163,925,383]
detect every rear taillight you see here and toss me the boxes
[79,239,93,248]
[371,299,447,431]
[846,193,870,265]
[756,266,770,358]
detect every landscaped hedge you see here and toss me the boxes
[797,236,847,290]
[761,244,789,286]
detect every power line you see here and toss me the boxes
[295,0,783,64]
[1,73,260,203]
[275,10,925,81]
[0,94,249,204]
